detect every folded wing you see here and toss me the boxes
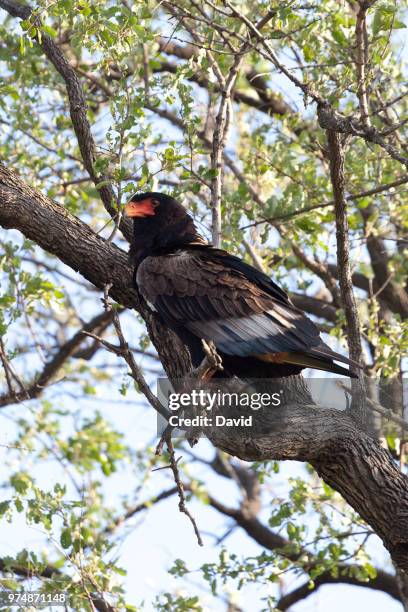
[136,247,357,376]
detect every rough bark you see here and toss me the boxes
[361,204,408,318]
[0,162,191,382]
[206,401,408,571]
[1,163,408,575]
[326,130,363,366]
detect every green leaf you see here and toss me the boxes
[95,179,112,189]
[60,528,72,549]
[100,29,115,45]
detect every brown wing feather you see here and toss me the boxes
[136,249,323,358]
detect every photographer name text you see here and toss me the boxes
[168,414,253,427]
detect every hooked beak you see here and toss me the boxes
[124,198,156,218]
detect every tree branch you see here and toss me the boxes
[0,161,192,384]
[276,567,400,610]
[154,35,297,118]
[326,131,363,367]
[196,459,401,605]
[0,310,120,407]
[242,174,408,228]
[141,101,408,320]
[104,487,179,535]
[216,1,408,168]
[318,103,408,168]
[2,163,408,573]
[355,1,371,127]
[360,204,408,318]
[0,559,116,612]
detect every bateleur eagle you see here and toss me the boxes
[125,192,359,378]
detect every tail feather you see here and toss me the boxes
[281,352,358,378]
[309,343,361,369]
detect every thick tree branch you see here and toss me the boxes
[326,131,363,367]
[2,163,408,574]
[191,457,401,605]
[104,466,401,605]
[360,204,408,318]
[0,161,192,383]
[207,401,408,572]
[290,293,337,322]
[276,567,400,610]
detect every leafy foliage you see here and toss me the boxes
[0,0,407,610]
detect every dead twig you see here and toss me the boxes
[83,284,172,422]
[0,338,15,398]
[167,436,203,546]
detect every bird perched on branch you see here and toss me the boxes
[125,192,359,378]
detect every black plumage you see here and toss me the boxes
[125,192,359,378]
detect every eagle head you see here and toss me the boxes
[125,192,205,266]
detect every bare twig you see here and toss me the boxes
[0,338,30,403]
[104,486,179,534]
[167,436,203,546]
[355,2,371,127]
[0,338,15,397]
[0,310,120,408]
[85,284,171,422]
[241,174,408,227]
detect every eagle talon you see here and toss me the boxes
[187,340,223,381]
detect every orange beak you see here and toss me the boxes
[124,198,156,218]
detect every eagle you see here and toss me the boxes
[125,192,359,378]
